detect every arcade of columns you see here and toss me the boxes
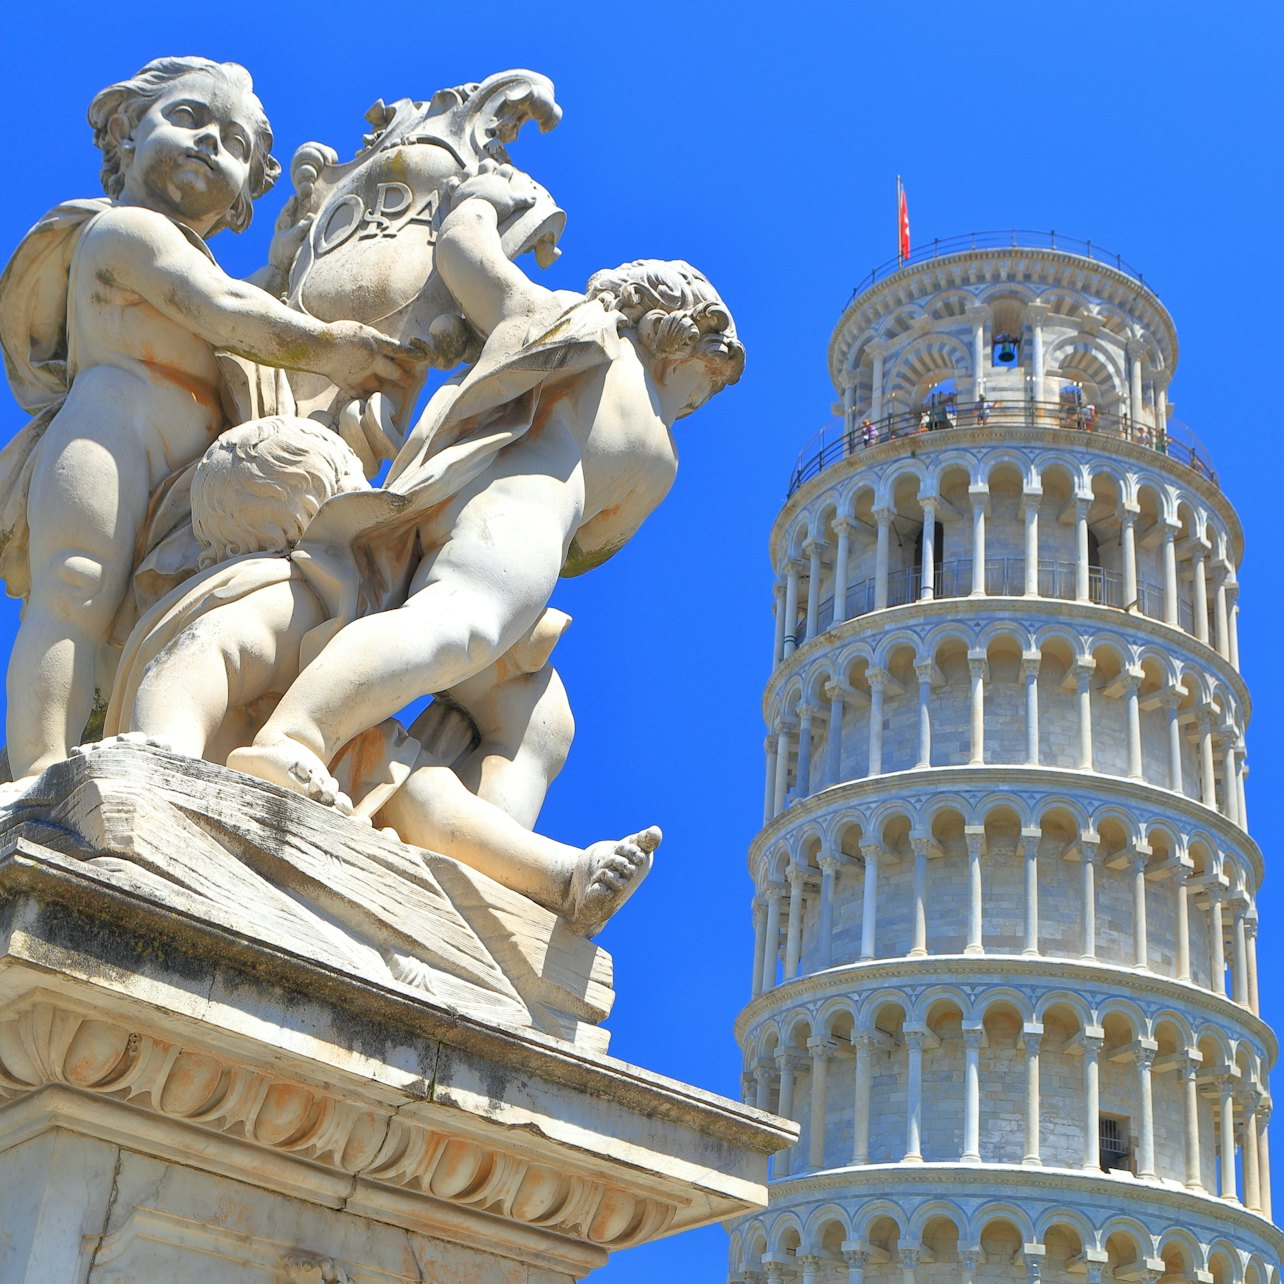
[728,242,1283,1284]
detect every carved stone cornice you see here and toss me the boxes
[0,994,681,1252]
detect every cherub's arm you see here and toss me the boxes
[434,172,555,339]
[88,207,423,395]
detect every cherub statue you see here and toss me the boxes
[225,162,744,814]
[0,56,426,785]
[106,417,657,935]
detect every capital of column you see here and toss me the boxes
[859,842,884,867]
[963,1025,985,1051]
[1074,493,1093,516]
[1021,650,1042,679]
[1236,1087,1262,1116]
[963,826,986,859]
[1025,302,1050,326]
[774,1048,803,1074]
[806,1035,835,1062]
[1073,656,1096,684]
[797,703,822,725]
[1020,1021,1044,1052]
[967,650,989,680]
[903,1027,928,1052]
[898,1245,924,1270]
[872,505,894,527]
[831,515,857,539]
[1119,503,1140,528]
[1081,1031,1105,1057]
[797,1257,824,1276]
[913,659,936,685]
[1245,912,1259,941]
[910,834,935,860]
[968,483,991,514]
[1122,666,1144,692]
[784,556,805,575]
[785,862,808,890]
[1079,833,1101,864]
[801,538,830,560]
[1134,1044,1157,1072]
[867,666,890,692]
[763,881,787,904]
[853,1028,878,1053]
[842,1247,870,1271]
[818,853,843,875]
[920,493,941,517]
[1177,1050,1203,1081]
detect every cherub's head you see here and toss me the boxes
[586,260,745,416]
[89,56,280,235]
[192,418,368,567]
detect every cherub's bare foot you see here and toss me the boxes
[226,739,355,815]
[566,826,661,938]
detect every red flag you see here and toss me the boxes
[897,177,911,263]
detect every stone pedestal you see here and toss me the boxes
[0,747,790,1282]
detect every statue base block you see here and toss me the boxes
[0,750,790,1282]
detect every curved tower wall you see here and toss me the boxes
[730,244,1281,1284]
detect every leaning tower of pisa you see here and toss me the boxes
[729,234,1283,1284]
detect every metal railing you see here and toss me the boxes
[788,400,1216,498]
[800,558,1197,645]
[844,230,1152,305]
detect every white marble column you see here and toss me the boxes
[919,497,937,600]
[750,894,767,997]
[1192,542,1210,644]
[967,304,987,397]
[851,1032,874,1164]
[1082,1032,1103,1170]
[1180,1053,1203,1190]
[807,1038,832,1171]
[1214,567,1230,657]
[843,1248,869,1284]
[1029,304,1047,403]
[964,826,985,955]
[867,669,887,775]
[773,723,793,816]
[799,1256,822,1284]
[1022,652,1041,764]
[1232,900,1249,1007]
[1197,711,1216,808]
[1258,1102,1273,1217]
[1241,1090,1262,1212]
[1075,658,1095,770]
[1162,526,1179,626]
[898,1245,921,1284]
[969,485,989,596]
[1245,913,1260,1014]
[760,883,784,992]
[1023,1023,1043,1165]
[1120,505,1139,608]
[1128,338,1145,424]
[1131,848,1150,970]
[960,1250,981,1284]
[1164,692,1184,793]
[914,660,934,768]
[753,1057,774,1112]
[782,559,802,655]
[773,1050,799,1177]
[762,737,777,826]
[771,578,786,666]
[903,1028,926,1161]
[1022,826,1041,955]
[1220,725,1239,825]
[1229,591,1241,668]
[1075,496,1092,603]
[869,340,886,422]
[825,684,846,785]
[873,508,893,610]
[859,844,880,961]
[962,1024,983,1163]
[1080,839,1100,960]
[1124,668,1144,779]
[783,863,806,980]
[803,539,827,641]
[817,855,840,971]
[795,705,817,799]
[1218,1076,1238,1201]
[1022,487,1042,595]
[968,650,987,764]
[1237,748,1249,830]
[1210,887,1227,997]
[1175,860,1192,982]
[910,835,929,957]
[1135,1044,1157,1179]
[832,517,853,623]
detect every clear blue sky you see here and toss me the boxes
[2,4,1282,1279]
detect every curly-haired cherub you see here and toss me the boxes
[0,56,426,784]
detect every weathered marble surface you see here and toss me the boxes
[0,785,794,1282]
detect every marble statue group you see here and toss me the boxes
[0,56,743,941]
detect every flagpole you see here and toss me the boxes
[896,175,903,266]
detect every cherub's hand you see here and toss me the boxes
[323,321,431,399]
[447,158,538,224]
